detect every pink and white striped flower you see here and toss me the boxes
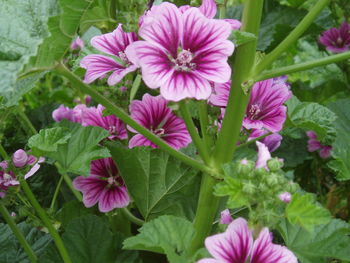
[128,94,191,149]
[126,2,234,101]
[306,131,332,159]
[80,24,138,86]
[198,217,297,263]
[73,158,129,213]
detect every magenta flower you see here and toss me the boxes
[220,209,233,225]
[198,218,297,263]
[126,2,234,101]
[278,192,292,203]
[73,158,129,213]
[52,104,88,123]
[70,36,84,51]
[319,22,350,53]
[0,169,19,198]
[82,104,127,140]
[128,94,191,149]
[80,24,138,86]
[11,149,45,179]
[256,141,272,169]
[306,131,332,159]
[12,149,28,168]
[249,129,282,152]
[209,81,231,108]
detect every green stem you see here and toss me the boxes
[0,204,37,263]
[55,63,218,176]
[0,143,9,160]
[188,175,220,255]
[50,175,64,210]
[236,132,272,149]
[254,0,330,75]
[16,106,37,136]
[57,164,83,202]
[198,101,211,149]
[129,74,142,102]
[254,51,350,81]
[19,179,72,263]
[218,0,227,19]
[121,208,144,226]
[179,101,210,164]
[213,0,264,165]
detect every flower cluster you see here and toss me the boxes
[0,161,18,198]
[319,22,350,53]
[306,131,332,159]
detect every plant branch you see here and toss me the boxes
[0,204,37,263]
[16,106,37,136]
[55,63,218,176]
[254,51,350,81]
[50,174,64,210]
[236,132,272,149]
[254,0,330,75]
[121,208,144,226]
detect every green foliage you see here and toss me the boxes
[279,218,350,263]
[286,96,337,144]
[56,200,94,228]
[123,215,194,263]
[29,121,110,175]
[327,99,350,180]
[230,31,257,46]
[0,222,52,262]
[285,193,331,232]
[107,142,200,220]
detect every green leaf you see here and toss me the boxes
[56,200,94,227]
[285,193,331,232]
[0,222,52,262]
[30,121,110,175]
[28,127,71,153]
[24,0,93,73]
[123,215,194,263]
[286,96,337,144]
[279,218,350,263]
[0,0,56,104]
[107,142,200,221]
[327,99,350,180]
[230,31,257,46]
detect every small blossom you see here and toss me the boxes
[256,141,272,169]
[279,192,292,203]
[306,131,332,159]
[0,161,8,169]
[11,212,16,217]
[80,24,138,85]
[198,217,297,263]
[24,157,45,180]
[52,105,76,122]
[70,36,84,51]
[126,2,234,101]
[220,209,233,224]
[319,22,350,53]
[128,94,191,149]
[0,169,19,198]
[249,129,283,152]
[12,149,28,168]
[73,158,129,213]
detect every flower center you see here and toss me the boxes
[108,125,117,135]
[154,128,165,137]
[3,173,12,182]
[118,51,131,65]
[336,37,344,46]
[172,50,196,72]
[248,104,261,120]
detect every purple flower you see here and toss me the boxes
[279,192,292,203]
[11,149,44,179]
[70,36,84,51]
[319,22,350,53]
[24,157,45,180]
[256,141,272,169]
[12,149,28,168]
[220,209,233,224]
[126,2,234,101]
[209,81,230,108]
[198,218,297,263]
[82,104,127,140]
[80,24,138,86]
[249,129,282,152]
[128,94,191,149]
[0,169,19,198]
[306,131,332,159]
[73,158,129,213]
[52,105,75,122]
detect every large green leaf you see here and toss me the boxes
[286,96,337,144]
[24,0,92,73]
[285,193,331,232]
[0,222,52,263]
[107,142,200,221]
[0,0,56,105]
[29,121,110,175]
[279,218,350,263]
[327,99,350,180]
[123,215,194,263]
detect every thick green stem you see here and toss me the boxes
[213,0,264,165]
[121,208,144,226]
[255,50,350,81]
[188,175,220,255]
[55,63,218,176]
[179,101,210,164]
[0,204,37,263]
[254,0,330,75]
[19,179,72,263]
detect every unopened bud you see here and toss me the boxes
[259,182,268,193]
[266,173,279,186]
[237,159,254,175]
[267,158,283,172]
[242,181,256,194]
[278,192,292,203]
[12,149,28,168]
[220,209,233,224]
[286,182,298,193]
[255,167,269,178]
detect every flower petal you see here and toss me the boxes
[256,141,272,169]
[107,64,138,85]
[73,175,105,208]
[129,134,157,148]
[98,186,130,212]
[24,163,41,179]
[251,228,298,263]
[223,19,242,30]
[199,0,217,19]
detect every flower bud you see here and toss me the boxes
[267,158,283,172]
[12,149,28,168]
[220,209,233,224]
[266,173,279,186]
[70,36,84,50]
[286,182,298,193]
[237,159,254,175]
[242,181,256,195]
[278,192,292,203]
[255,167,269,178]
[258,182,268,193]
[0,161,8,169]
